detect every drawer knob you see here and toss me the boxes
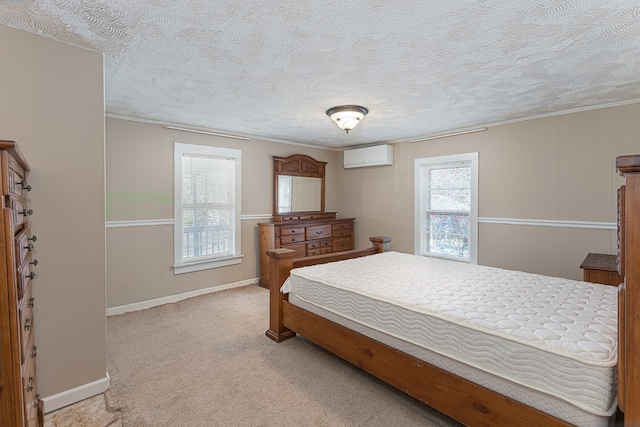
[19,180,32,191]
[24,317,31,331]
[31,259,38,266]
[27,376,34,392]
[20,209,33,216]
[24,243,34,251]
[27,272,36,280]
[28,235,37,242]
[29,297,34,308]
[32,345,37,359]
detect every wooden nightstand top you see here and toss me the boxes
[580,253,618,272]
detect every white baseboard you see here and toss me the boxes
[106,278,259,316]
[42,373,110,413]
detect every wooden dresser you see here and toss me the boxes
[0,140,42,426]
[258,215,354,288]
[258,153,359,289]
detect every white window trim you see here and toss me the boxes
[414,152,478,264]
[173,143,242,275]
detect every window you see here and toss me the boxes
[174,143,242,274]
[414,153,478,263]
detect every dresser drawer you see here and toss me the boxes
[3,152,28,198]
[281,243,306,258]
[15,228,33,268]
[307,247,333,256]
[332,221,353,231]
[306,239,331,250]
[280,227,304,236]
[333,237,353,252]
[306,240,331,255]
[22,334,39,427]
[11,199,31,229]
[17,258,34,302]
[280,234,306,245]
[306,224,331,241]
[19,283,33,364]
[280,215,301,221]
[279,227,305,244]
[333,228,352,238]
[298,213,327,220]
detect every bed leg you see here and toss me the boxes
[265,248,297,343]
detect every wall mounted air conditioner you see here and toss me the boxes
[343,144,393,169]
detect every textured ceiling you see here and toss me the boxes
[1,1,640,148]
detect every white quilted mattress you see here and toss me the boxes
[282,251,618,417]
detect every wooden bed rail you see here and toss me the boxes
[265,236,391,343]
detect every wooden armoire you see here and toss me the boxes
[0,140,41,426]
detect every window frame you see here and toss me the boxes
[173,142,242,274]
[414,152,478,264]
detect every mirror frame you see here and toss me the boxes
[273,154,326,220]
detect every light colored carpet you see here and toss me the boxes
[44,394,122,427]
[101,284,462,426]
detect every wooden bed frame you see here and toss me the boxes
[265,154,640,427]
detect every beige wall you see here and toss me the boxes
[0,26,106,400]
[339,104,640,280]
[106,118,341,307]
[108,104,640,306]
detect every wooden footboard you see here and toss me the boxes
[265,236,390,342]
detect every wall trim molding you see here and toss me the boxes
[392,99,640,144]
[106,280,258,316]
[105,214,272,228]
[106,219,174,228]
[478,217,616,230]
[42,373,111,413]
[241,213,272,220]
[108,102,640,150]
[105,113,342,151]
[479,98,640,131]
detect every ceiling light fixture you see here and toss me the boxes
[326,105,368,133]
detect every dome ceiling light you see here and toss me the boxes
[326,105,368,134]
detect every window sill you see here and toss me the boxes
[419,253,474,264]
[173,255,243,275]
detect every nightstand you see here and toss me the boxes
[580,253,623,287]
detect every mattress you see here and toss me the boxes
[282,251,618,422]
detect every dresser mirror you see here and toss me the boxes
[277,175,322,213]
[272,154,327,221]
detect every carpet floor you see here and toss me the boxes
[51,284,463,426]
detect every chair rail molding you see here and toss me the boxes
[478,217,616,230]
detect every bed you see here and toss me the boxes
[265,154,640,427]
